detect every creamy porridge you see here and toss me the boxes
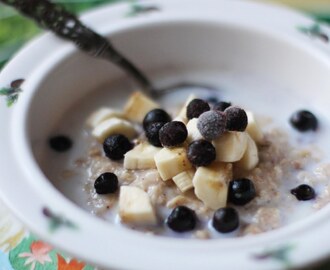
[39,73,330,239]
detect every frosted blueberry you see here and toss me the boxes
[197,110,226,141]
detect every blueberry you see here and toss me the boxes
[213,101,232,112]
[159,121,188,147]
[228,178,256,205]
[166,206,197,232]
[197,110,226,140]
[291,184,315,201]
[212,207,239,233]
[187,140,216,167]
[206,96,219,104]
[290,110,318,132]
[186,99,210,120]
[145,122,164,147]
[143,109,171,130]
[103,134,133,160]
[224,106,248,132]
[49,135,72,152]
[94,172,118,194]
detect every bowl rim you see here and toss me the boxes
[1,0,330,269]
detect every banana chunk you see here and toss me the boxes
[87,107,123,128]
[176,94,197,124]
[246,111,264,144]
[213,132,248,162]
[193,163,232,210]
[154,147,193,181]
[119,186,157,225]
[186,118,203,143]
[124,91,159,122]
[124,142,161,170]
[236,134,259,171]
[172,169,195,193]
[92,117,136,142]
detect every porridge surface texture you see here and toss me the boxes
[80,123,330,238]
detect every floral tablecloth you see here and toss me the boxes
[0,1,330,269]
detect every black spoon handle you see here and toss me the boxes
[1,0,155,94]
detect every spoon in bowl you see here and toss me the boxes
[1,0,217,98]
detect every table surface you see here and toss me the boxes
[0,1,330,269]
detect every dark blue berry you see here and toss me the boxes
[206,96,219,104]
[49,135,72,152]
[224,106,248,132]
[159,121,187,147]
[145,122,165,147]
[187,140,216,167]
[186,99,210,119]
[291,184,315,201]
[290,110,318,132]
[213,101,232,112]
[94,172,118,194]
[212,207,239,233]
[143,109,171,130]
[166,206,197,232]
[103,134,133,160]
[228,178,256,205]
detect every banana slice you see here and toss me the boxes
[154,147,193,181]
[124,91,159,122]
[87,107,123,128]
[186,118,203,143]
[92,117,136,142]
[213,131,248,162]
[193,163,232,210]
[176,94,197,124]
[119,186,157,225]
[172,169,195,193]
[124,142,161,170]
[246,111,264,144]
[236,134,259,171]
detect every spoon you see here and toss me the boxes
[1,0,216,98]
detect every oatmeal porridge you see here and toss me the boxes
[39,73,330,239]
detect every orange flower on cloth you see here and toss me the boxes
[57,254,85,270]
[18,240,53,270]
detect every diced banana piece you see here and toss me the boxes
[193,163,232,210]
[124,91,159,122]
[213,132,248,162]
[92,117,136,142]
[176,94,197,124]
[119,186,157,225]
[236,134,259,171]
[87,107,123,128]
[246,111,264,144]
[124,142,161,170]
[172,169,195,193]
[154,147,193,181]
[186,118,203,143]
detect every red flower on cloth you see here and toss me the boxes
[57,254,85,270]
[18,240,53,270]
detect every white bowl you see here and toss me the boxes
[1,0,330,269]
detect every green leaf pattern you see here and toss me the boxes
[0,83,23,107]
[298,23,329,42]
[42,208,78,233]
[253,244,295,268]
